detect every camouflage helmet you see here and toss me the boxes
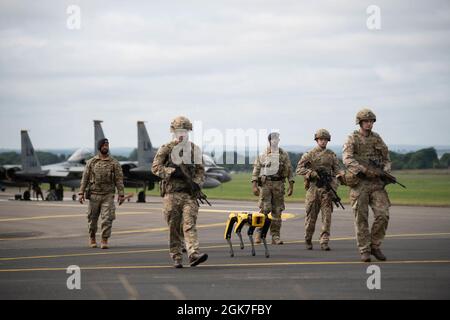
[314,129,331,141]
[356,108,376,125]
[170,116,193,132]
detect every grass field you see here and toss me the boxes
[131,169,450,207]
[35,170,449,207]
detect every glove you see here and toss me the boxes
[164,167,175,177]
[310,171,319,180]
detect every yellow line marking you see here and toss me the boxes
[0,212,152,222]
[0,222,228,241]
[1,232,449,262]
[0,209,297,222]
[1,260,449,273]
[0,212,298,240]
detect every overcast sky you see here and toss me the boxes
[0,0,449,151]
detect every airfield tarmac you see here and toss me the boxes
[0,189,449,300]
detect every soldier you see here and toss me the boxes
[342,108,391,262]
[296,129,342,251]
[152,116,208,268]
[78,138,125,249]
[252,132,295,245]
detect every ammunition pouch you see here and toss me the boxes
[339,171,359,187]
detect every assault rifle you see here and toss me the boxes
[179,164,212,206]
[316,168,345,210]
[367,159,406,189]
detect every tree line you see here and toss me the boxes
[1,147,449,170]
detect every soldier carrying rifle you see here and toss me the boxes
[341,108,402,262]
[296,129,343,251]
[151,116,208,268]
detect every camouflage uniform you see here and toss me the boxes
[152,140,205,262]
[251,147,294,241]
[79,155,124,239]
[296,146,340,246]
[343,130,391,255]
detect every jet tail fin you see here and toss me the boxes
[94,120,105,153]
[137,121,153,166]
[20,130,42,173]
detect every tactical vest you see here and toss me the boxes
[164,141,198,170]
[309,149,334,175]
[351,131,386,165]
[261,148,289,178]
[161,141,200,193]
[89,157,116,194]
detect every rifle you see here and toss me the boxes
[179,164,212,206]
[367,159,407,189]
[316,168,345,210]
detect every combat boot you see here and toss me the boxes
[306,239,313,250]
[173,258,183,269]
[89,237,97,248]
[371,248,387,261]
[271,236,284,245]
[361,252,371,262]
[101,238,109,249]
[321,243,331,251]
[189,253,208,267]
[254,231,262,244]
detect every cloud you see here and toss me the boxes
[0,0,449,149]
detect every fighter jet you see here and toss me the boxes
[1,121,231,201]
[0,130,89,200]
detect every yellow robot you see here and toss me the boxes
[224,212,272,258]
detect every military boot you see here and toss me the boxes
[89,237,97,248]
[361,252,371,262]
[189,253,208,267]
[254,231,262,244]
[101,238,109,249]
[321,243,330,251]
[271,236,284,245]
[371,248,387,261]
[173,258,183,269]
[306,239,313,250]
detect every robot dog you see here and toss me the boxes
[224,212,272,258]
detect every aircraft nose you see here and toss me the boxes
[218,171,232,182]
[202,177,221,189]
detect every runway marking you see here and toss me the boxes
[281,232,450,245]
[1,260,449,273]
[0,244,234,262]
[117,275,140,300]
[0,222,228,241]
[0,211,154,222]
[1,200,306,211]
[1,232,448,262]
[0,209,297,223]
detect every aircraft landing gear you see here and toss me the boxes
[137,184,147,203]
[23,190,31,201]
[137,190,146,203]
